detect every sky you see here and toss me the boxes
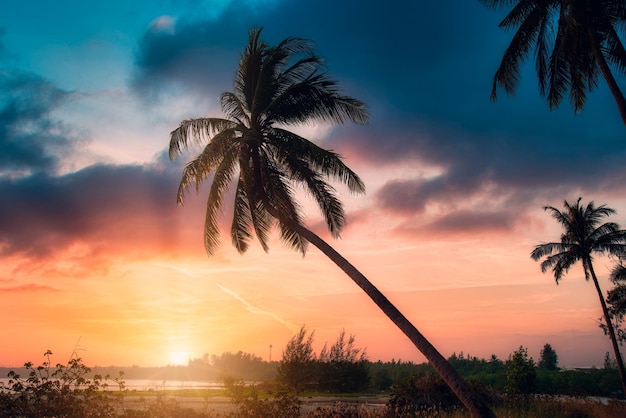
[1,0,626,369]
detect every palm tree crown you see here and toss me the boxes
[531,198,626,281]
[481,0,626,125]
[169,27,369,256]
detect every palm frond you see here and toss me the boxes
[491,0,553,99]
[266,74,369,125]
[264,166,307,254]
[611,264,626,284]
[220,92,251,126]
[278,152,345,238]
[249,199,273,253]
[605,25,626,75]
[203,148,238,255]
[169,118,236,160]
[175,129,238,204]
[541,250,578,282]
[231,179,254,254]
[270,128,365,194]
[531,241,571,260]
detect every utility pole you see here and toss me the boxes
[269,344,272,362]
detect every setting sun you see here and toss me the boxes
[169,351,189,366]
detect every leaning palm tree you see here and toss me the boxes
[531,198,626,394]
[480,0,626,126]
[169,28,494,417]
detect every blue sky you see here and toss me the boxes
[1,0,626,368]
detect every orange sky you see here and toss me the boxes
[0,185,622,368]
[2,0,626,370]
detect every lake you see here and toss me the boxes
[0,378,224,391]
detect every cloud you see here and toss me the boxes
[395,209,517,239]
[129,0,626,239]
[0,283,59,293]
[0,71,80,177]
[0,161,188,259]
[216,283,299,332]
[131,13,245,100]
[364,116,626,220]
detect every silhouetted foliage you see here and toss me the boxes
[539,343,559,371]
[226,379,301,418]
[506,346,536,395]
[276,326,317,392]
[317,330,369,393]
[387,372,462,415]
[0,351,120,418]
[481,0,626,125]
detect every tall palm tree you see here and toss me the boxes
[530,198,626,394]
[169,28,494,418]
[481,0,626,126]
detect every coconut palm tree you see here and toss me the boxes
[481,0,626,126]
[530,198,626,394]
[169,28,494,418]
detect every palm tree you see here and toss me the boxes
[169,28,495,417]
[481,0,626,126]
[530,198,626,394]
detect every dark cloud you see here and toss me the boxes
[0,71,79,176]
[131,13,245,99]
[364,115,626,218]
[399,209,517,238]
[0,162,188,259]
[131,0,626,228]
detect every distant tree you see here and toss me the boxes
[480,0,626,125]
[531,198,626,394]
[506,346,536,395]
[538,344,559,371]
[319,329,367,363]
[276,326,316,392]
[318,330,369,392]
[604,351,618,370]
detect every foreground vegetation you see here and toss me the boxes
[1,347,625,417]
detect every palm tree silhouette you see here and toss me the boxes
[531,198,626,394]
[169,28,494,418]
[481,0,626,125]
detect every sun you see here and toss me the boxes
[168,351,189,366]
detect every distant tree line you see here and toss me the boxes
[15,334,617,400]
[272,328,623,398]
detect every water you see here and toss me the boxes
[0,378,224,392]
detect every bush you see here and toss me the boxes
[0,351,119,418]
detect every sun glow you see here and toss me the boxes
[168,351,189,366]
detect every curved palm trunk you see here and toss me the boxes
[588,262,626,395]
[294,224,495,418]
[588,28,626,126]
